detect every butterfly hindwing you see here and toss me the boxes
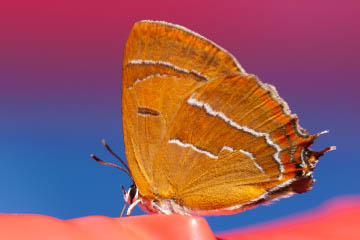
[152,73,321,211]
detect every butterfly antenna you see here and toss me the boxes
[101,139,130,173]
[90,154,131,177]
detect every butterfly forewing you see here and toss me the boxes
[122,21,245,199]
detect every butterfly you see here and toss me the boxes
[91,20,334,217]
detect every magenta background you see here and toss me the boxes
[1,0,359,232]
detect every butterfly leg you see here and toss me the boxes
[126,199,142,216]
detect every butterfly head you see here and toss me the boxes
[122,183,139,204]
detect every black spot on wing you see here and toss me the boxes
[138,107,160,116]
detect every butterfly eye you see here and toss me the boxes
[128,184,138,203]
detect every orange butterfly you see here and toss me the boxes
[92,20,335,217]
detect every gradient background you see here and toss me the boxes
[1,0,359,233]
